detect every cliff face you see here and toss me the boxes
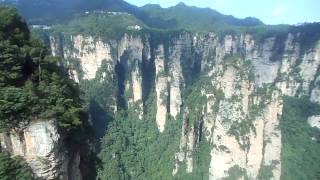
[0,121,82,180]
[49,30,320,179]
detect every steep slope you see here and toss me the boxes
[3,1,320,179]
[45,17,320,179]
[0,7,95,180]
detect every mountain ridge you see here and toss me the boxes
[1,1,320,180]
[1,0,264,29]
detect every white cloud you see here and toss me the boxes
[271,5,289,17]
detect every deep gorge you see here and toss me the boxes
[0,1,320,179]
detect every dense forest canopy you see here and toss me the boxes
[0,6,95,179]
[0,6,85,132]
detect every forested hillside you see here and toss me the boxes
[0,7,95,179]
[1,1,320,180]
[0,7,85,132]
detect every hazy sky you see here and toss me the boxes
[125,0,320,25]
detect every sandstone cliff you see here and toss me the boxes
[0,121,82,180]
[48,29,320,179]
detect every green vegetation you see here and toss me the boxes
[0,6,96,179]
[183,81,208,126]
[0,7,86,132]
[3,0,320,48]
[228,119,254,150]
[290,23,320,53]
[141,3,320,47]
[223,165,249,180]
[1,0,144,25]
[223,54,243,67]
[175,138,211,180]
[81,60,115,113]
[141,3,262,32]
[54,12,146,40]
[96,78,212,180]
[97,107,181,179]
[97,110,211,180]
[81,60,116,149]
[4,2,320,180]
[258,164,276,180]
[0,152,33,180]
[280,96,320,180]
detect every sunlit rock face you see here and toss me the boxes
[308,115,320,130]
[49,30,320,179]
[168,33,190,119]
[67,35,113,80]
[0,121,81,180]
[155,44,168,132]
[169,32,319,179]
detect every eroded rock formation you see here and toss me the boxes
[48,30,320,179]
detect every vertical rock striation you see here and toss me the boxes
[155,44,168,132]
[0,121,81,180]
[48,30,320,179]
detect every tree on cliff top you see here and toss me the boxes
[0,7,97,180]
[0,7,85,132]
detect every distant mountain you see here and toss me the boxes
[0,0,264,32]
[0,0,145,24]
[140,2,263,31]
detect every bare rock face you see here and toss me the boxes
[299,46,320,92]
[155,45,168,132]
[252,37,282,86]
[0,121,80,180]
[50,33,147,118]
[168,34,188,119]
[50,36,61,57]
[131,63,144,119]
[67,35,113,80]
[48,30,320,179]
[117,34,146,118]
[220,67,238,98]
[262,100,283,179]
[131,64,143,103]
[310,76,320,103]
[308,115,320,130]
[173,109,200,175]
[246,118,264,179]
[172,32,319,179]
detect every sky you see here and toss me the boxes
[125,0,320,25]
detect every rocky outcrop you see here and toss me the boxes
[118,34,145,115]
[131,63,144,119]
[65,35,113,80]
[172,32,319,179]
[0,120,81,180]
[155,45,168,132]
[310,76,320,103]
[173,109,200,175]
[168,34,188,119]
[48,29,320,179]
[262,100,282,179]
[50,33,149,117]
[308,115,320,130]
